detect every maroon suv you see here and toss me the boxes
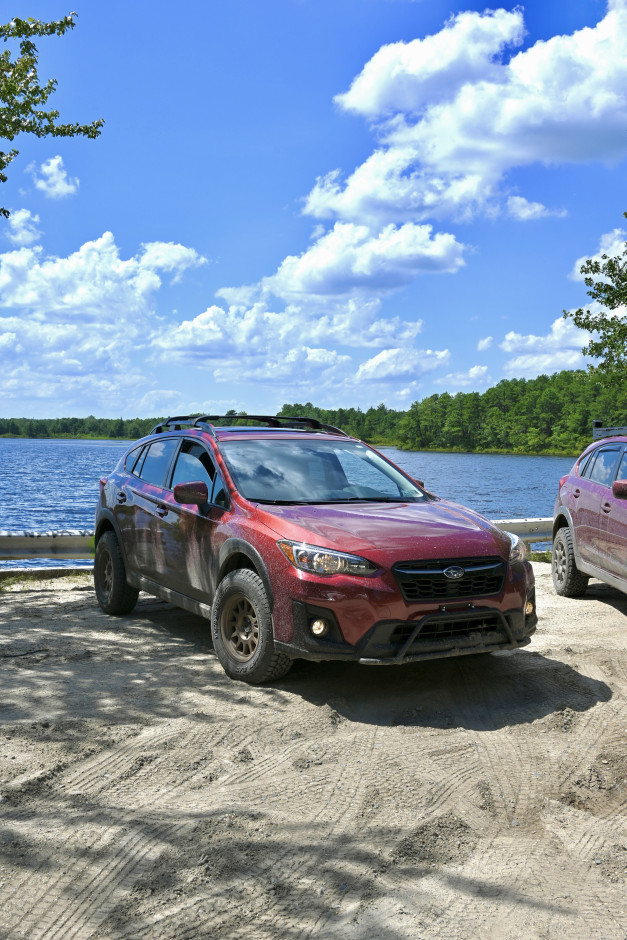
[552,425,627,597]
[94,415,537,683]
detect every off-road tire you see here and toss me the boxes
[552,527,589,598]
[94,531,139,615]
[211,569,292,684]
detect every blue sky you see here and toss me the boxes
[1,0,626,418]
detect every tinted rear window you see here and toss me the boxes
[588,448,621,486]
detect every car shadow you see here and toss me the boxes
[582,579,627,614]
[277,648,612,732]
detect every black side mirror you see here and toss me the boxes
[612,479,627,499]
[174,481,209,505]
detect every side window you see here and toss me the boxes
[616,449,627,482]
[578,451,595,479]
[171,440,215,491]
[125,444,146,475]
[210,470,229,508]
[138,438,179,487]
[588,447,622,486]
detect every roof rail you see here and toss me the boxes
[149,415,349,437]
[592,420,627,440]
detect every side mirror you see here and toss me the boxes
[612,479,627,499]
[414,478,425,489]
[174,481,209,505]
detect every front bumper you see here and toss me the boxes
[275,593,537,665]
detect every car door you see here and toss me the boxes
[157,438,230,601]
[116,437,179,579]
[599,447,627,581]
[574,445,623,568]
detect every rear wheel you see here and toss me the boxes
[94,531,139,615]
[211,569,292,684]
[552,527,589,597]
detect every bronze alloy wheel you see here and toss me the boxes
[211,569,292,683]
[221,593,260,662]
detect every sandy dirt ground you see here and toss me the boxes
[0,563,626,940]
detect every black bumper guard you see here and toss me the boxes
[358,607,518,666]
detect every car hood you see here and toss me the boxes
[254,499,510,562]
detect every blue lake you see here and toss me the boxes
[0,438,575,567]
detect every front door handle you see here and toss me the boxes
[156,506,168,518]
[602,501,612,514]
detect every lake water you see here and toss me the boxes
[0,438,575,567]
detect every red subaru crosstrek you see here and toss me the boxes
[94,415,537,683]
[552,424,627,597]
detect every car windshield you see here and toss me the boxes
[218,438,427,504]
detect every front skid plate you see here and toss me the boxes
[358,635,532,665]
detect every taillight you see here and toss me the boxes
[99,476,108,493]
[558,475,568,492]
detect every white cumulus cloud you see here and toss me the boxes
[306,2,627,226]
[0,232,206,320]
[435,365,490,387]
[507,196,566,221]
[570,226,626,280]
[355,347,449,382]
[5,208,41,246]
[0,233,207,413]
[28,156,79,199]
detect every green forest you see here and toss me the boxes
[0,370,625,456]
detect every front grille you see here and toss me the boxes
[393,556,505,601]
[390,612,505,645]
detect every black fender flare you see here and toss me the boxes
[553,507,574,540]
[94,510,130,566]
[553,508,583,563]
[216,538,274,609]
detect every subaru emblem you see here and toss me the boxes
[443,565,465,580]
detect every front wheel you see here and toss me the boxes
[94,531,139,615]
[552,527,589,597]
[211,570,292,684]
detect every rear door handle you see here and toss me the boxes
[573,488,580,498]
[117,493,127,504]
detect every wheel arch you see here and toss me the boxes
[95,509,120,543]
[94,511,130,566]
[552,508,574,541]
[216,539,274,609]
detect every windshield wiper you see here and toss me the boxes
[327,496,420,503]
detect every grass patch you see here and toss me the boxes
[529,549,552,563]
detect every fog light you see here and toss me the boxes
[525,601,534,616]
[310,618,329,637]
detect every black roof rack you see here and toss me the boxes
[149,414,349,438]
[592,420,627,441]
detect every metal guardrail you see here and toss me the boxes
[0,530,94,561]
[0,518,553,564]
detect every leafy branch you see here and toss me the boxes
[0,12,103,217]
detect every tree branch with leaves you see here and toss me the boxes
[563,212,627,380]
[0,11,103,218]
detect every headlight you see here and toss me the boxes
[277,540,377,577]
[505,531,527,562]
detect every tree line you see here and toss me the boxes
[280,369,626,454]
[1,369,622,455]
